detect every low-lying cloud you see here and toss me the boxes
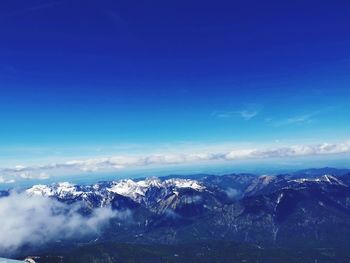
[1,140,350,181]
[0,192,121,256]
[224,188,240,199]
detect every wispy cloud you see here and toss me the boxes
[239,110,259,120]
[270,107,337,127]
[212,106,260,121]
[274,113,314,126]
[1,140,350,181]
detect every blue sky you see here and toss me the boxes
[1,1,350,182]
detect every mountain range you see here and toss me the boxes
[3,167,350,262]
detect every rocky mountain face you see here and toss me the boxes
[6,169,350,250]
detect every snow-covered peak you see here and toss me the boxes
[291,174,346,186]
[26,184,54,197]
[25,177,205,204]
[107,178,205,202]
[26,182,84,198]
[163,178,205,191]
[108,179,150,201]
[55,182,84,197]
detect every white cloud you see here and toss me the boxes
[238,110,259,120]
[212,110,259,120]
[274,113,314,126]
[1,141,350,181]
[18,171,49,180]
[224,188,240,199]
[0,192,124,255]
[271,108,335,127]
[0,176,16,184]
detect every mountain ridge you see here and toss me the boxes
[2,168,350,260]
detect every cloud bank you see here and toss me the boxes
[1,140,350,181]
[0,192,120,256]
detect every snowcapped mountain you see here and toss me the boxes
[26,182,83,198]
[25,178,207,209]
[24,172,350,209]
[107,178,205,203]
[4,169,350,251]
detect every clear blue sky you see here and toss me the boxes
[0,0,350,170]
